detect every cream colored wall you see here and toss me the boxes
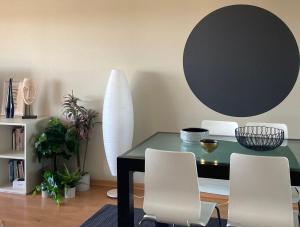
[0,0,299,181]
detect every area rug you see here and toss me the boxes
[81,204,227,227]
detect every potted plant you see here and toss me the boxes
[63,91,98,191]
[33,170,62,205]
[34,117,75,171]
[58,164,81,199]
[39,182,49,198]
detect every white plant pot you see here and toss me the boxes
[41,190,49,198]
[64,187,76,199]
[76,173,90,192]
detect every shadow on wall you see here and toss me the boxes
[131,71,179,144]
[85,123,113,180]
[79,96,113,180]
[30,78,62,117]
[35,78,50,116]
[51,79,63,114]
[81,96,103,120]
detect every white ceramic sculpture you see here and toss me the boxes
[22,78,37,119]
[102,69,134,198]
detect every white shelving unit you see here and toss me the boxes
[0,117,47,195]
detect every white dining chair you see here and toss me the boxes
[228,153,298,227]
[202,120,238,137]
[140,148,221,227]
[245,122,299,211]
[199,120,238,196]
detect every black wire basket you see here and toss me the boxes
[235,126,284,151]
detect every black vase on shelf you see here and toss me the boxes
[6,78,14,118]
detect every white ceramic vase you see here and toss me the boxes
[102,69,134,198]
[64,187,76,199]
[76,173,90,192]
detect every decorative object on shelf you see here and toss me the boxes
[22,78,37,119]
[5,78,14,118]
[33,170,62,205]
[62,91,98,192]
[235,126,284,151]
[200,139,219,153]
[58,165,81,199]
[1,79,24,116]
[102,69,134,198]
[180,128,209,143]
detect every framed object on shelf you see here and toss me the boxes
[1,80,24,116]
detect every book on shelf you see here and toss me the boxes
[8,160,14,182]
[8,159,25,183]
[11,127,24,152]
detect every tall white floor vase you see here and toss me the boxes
[102,69,134,199]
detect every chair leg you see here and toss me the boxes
[215,206,222,227]
[139,214,157,226]
[298,201,300,224]
[295,187,300,224]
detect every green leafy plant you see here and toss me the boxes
[63,91,98,174]
[33,170,62,205]
[58,164,81,188]
[34,118,74,171]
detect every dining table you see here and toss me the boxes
[117,132,300,227]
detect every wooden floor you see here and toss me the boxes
[0,184,229,227]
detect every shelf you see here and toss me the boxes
[0,116,47,126]
[0,117,45,195]
[0,183,26,195]
[0,151,24,159]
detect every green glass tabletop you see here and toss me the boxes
[123,132,300,172]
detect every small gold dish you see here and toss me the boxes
[200,139,219,153]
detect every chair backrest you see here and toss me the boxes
[246,122,288,139]
[144,148,200,225]
[228,153,293,227]
[201,120,238,136]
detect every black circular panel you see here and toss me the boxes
[183,5,299,117]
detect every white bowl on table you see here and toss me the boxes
[180,128,209,143]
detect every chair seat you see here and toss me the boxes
[227,210,299,227]
[141,201,218,226]
[190,201,217,226]
[199,178,230,196]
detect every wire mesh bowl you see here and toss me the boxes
[235,126,284,151]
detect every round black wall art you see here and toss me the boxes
[183,5,299,117]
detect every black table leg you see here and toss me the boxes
[118,158,134,227]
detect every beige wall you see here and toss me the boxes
[0,0,299,181]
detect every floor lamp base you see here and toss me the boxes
[107,188,118,199]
